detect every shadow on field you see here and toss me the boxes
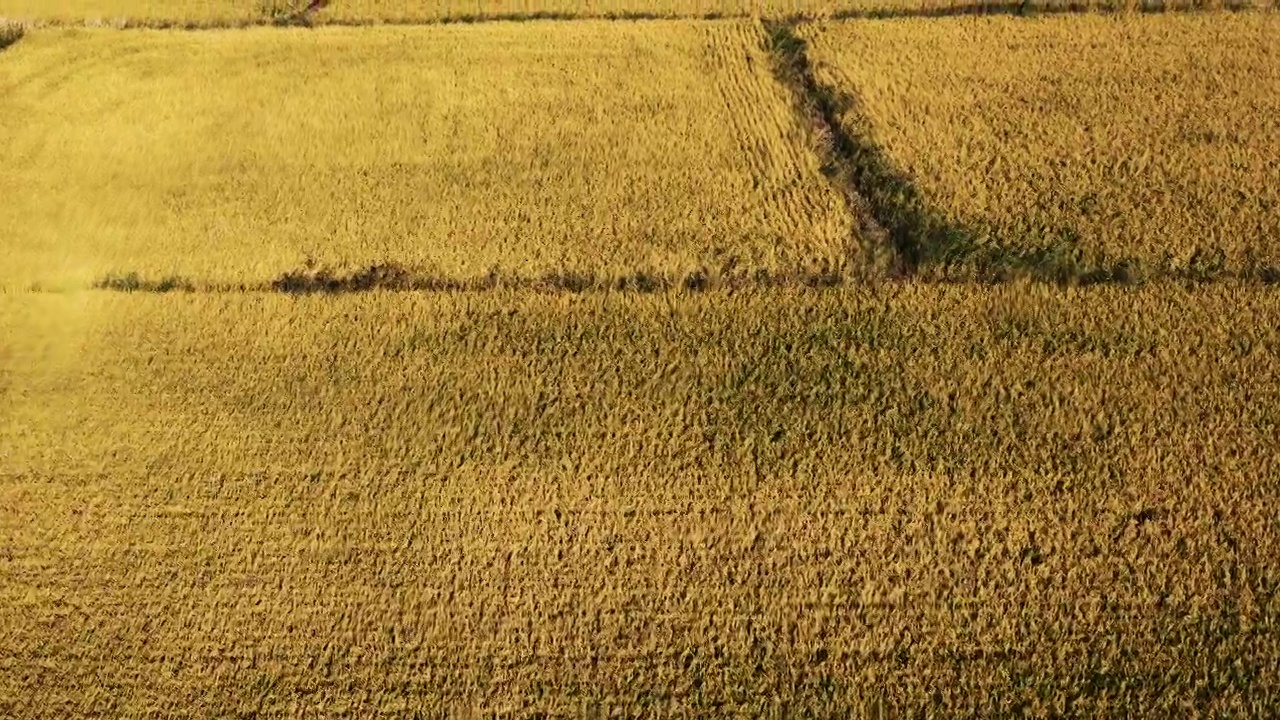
[92,262,852,295]
[762,20,1279,286]
[268,261,852,294]
[764,20,1117,285]
[0,23,24,51]
[90,256,1278,296]
[95,272,198,293]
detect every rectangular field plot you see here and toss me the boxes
[3,287,1280,714]
[5,0,1268,25]
[0,0,252,24]
[0,22,852,290]
[0,1,844,24]
[3,1,825,24]
[801,14,1280,280]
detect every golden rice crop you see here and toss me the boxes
[0,0,836,25]
[7,0,1261,26]
[800,14,1280,280]
[3,285,1279,715]
[0,21,852,290]
[0,0,945,26]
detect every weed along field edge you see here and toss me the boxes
[3,5,1280,718]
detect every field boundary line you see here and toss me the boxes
[0,11,741,31]
[78,263,852,295]
[20,262,1274,295]
[762,20,902,282]
[824,0,1271,20]
[1,4,1273,31]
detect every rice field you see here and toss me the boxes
[800,14,1280,280]
[3,6,1280,718]
[0,0,975,26]
[0,21,851,291]
[3,287,1279,716]
[0,0,836,25]
[5,0,1269,26]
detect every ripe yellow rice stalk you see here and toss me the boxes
[7,0,1263,27]
[3,286,1279,713]
[801,14,1280,280]
[0,21,852,290]
[1,1,825,25]
[0,0,968,26]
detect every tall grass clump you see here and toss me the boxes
[0,22,25,50]
[255,0,317,24]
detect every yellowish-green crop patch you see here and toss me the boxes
[0,22,852,290]
[801,14,1280,280]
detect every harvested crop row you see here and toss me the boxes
[3,286,1279,715]
[0,22,851,290]
[800,14,1280,281]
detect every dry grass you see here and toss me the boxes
[800,14,1280,281]
[3,285,1279,715]
[0,22,851,291]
